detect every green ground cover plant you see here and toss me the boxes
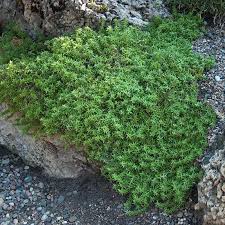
[0,14,216,214]
[0,22,45,65]
[166,0,225,23]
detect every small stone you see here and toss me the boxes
[57,195,65,204]
[38,182,44,189]
[2,203,8,210]
[56,216,62,221]
[221,183,225,192]
[66,192,72,197]
[217,188,223,199]
[41,214,48,221]
[215,75,221,82]
[23,199,29,204]
[37,206,43,211]
[24,176,32,183]
[40,199,47,207]
[220,163,225,177]
[24,166,29,170]
[13,219,19,225]
[9,202,15,207]
[222,196,225,202]
[2,159,10,165]
[69,216,77,223]
[0,197,4,207]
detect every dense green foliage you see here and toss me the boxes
[166,0,225,21]
[0,23,45,65]
[0,15,215,213]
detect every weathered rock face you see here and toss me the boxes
[0,105,95,178]
[196,132,225,225]
[0,0,18,22]
[0,0,169,36]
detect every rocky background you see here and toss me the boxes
[0,0,169,36]
[193,28,225,225]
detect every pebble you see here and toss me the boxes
[41,214,48,221]
[13,219,19,225]
[215,75,221,81]
[2,159,10,165]
[38,182,44,189]
[0,197,4,207]
[57,195,65,204]
[24,166,29,170]
[221,183,225,192]
[69,216,77,223]
[24,176,32,183]
[37,206,43,211]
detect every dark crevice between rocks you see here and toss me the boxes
[50,0,66,13]
[31,5,39,13]
[0,145,10,157]
[0,144,43,173]
[189,185,204,225]
[0,19,5,35]
[201,121,225,166]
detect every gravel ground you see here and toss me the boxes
[1,25,225,225]
[193,26,225,155]
[0,146,199,225]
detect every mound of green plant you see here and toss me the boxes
[166,0,225,22]
[0,22,45,65]
[0,14,216,213]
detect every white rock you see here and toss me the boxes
[215,75,221,81]
[41,214,48,221]
[13,219,19,225]
[222,183,225,192]
[220,163,225,177]
[217,188,223,199]
[24,166,29,170]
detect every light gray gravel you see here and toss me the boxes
[193,26,225,153]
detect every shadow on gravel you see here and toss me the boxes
[0,144,201,225]
[0,145,10,157]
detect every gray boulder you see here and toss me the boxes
[196,132,225,225]
[0,104,95,178]
[0,0,169,36]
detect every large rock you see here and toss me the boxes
[0,0,18,22]
[0,104,95,178]
[196,131,225,225]
[0,0,169,36]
